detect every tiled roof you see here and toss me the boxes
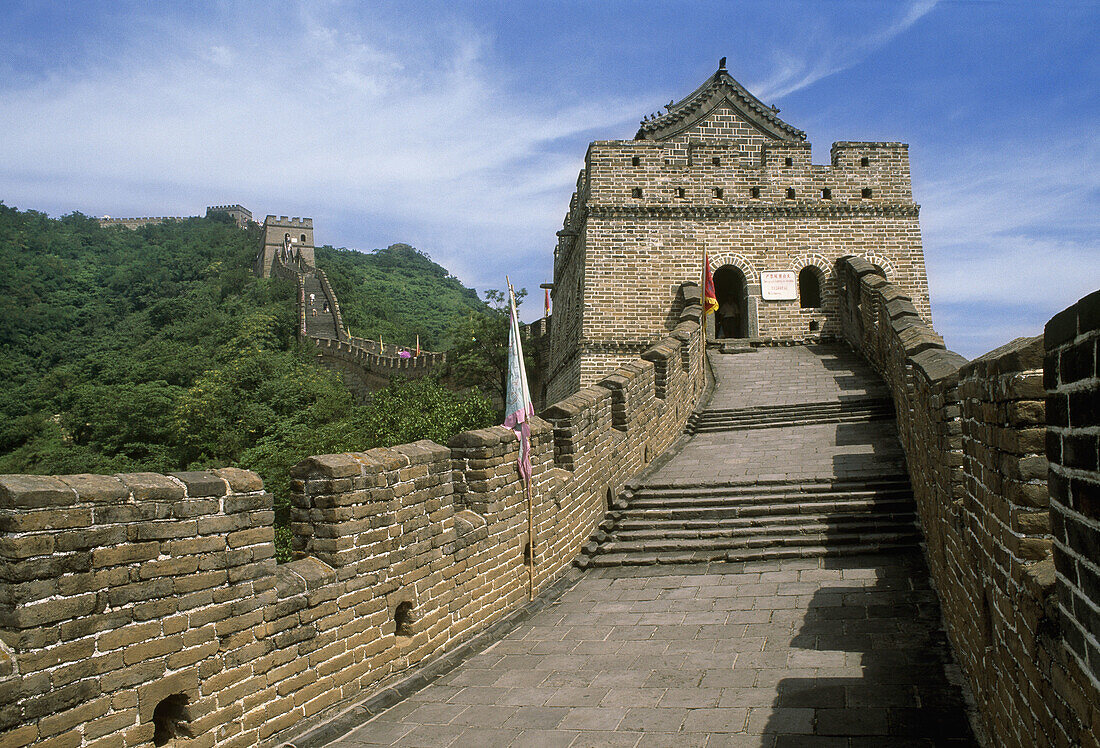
[635,62,806,142]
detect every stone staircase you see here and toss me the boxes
[577,344,921,568]
[303,271,342,340]
[686,396,894,434]
[582,476,919,567]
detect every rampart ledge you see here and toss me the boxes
[0,284,706,748]
[835,255,1100,746]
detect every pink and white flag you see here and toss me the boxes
[503,283,534,487]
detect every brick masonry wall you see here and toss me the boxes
[309,338,446,403]
[1045,291,1100,689]
[268,241,447,402]
[0,468,274,748]
[256,216,315,279]
[835,255,1100,747]
[0,288,705,748]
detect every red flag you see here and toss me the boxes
[703,253,718,315]
[544,288,551,317]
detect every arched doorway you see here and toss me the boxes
[713,265,748,338]
[799,266,822,308]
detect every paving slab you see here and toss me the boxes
[322,344,974,747]
[707,345,889,409]
[328,554,976,747]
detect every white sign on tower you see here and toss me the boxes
[760,271,797,301]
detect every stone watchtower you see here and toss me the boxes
[206,204,253,228]
[254,215,315,277]
[544,60,931,403]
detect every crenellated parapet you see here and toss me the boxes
[98,204,252,230]
[255,215,315,278]
[204,204,252,228]
[580,138,914,207]
[0,468,274,747]
[98,216,188,229]
[0,286,706,747]
[834,255,1100,746]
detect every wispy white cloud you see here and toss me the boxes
[0,5,647,293]
[749,0,939,99]
[919,137,1100,356]
[1,0,1090,339]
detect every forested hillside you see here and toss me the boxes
[318,243,486,350]
[0,204,495,558]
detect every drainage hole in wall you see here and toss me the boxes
[394,601,414,638]
[153,694,192,747]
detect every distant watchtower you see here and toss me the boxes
[206,204,253,228]
[255,215,315,277]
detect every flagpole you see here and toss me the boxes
[701,246,708,366]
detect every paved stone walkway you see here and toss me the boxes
[328,345,976,746]
[657,346,903,485]
[654,421,906,485]
[707,346,889,410]
[332,555,974,747]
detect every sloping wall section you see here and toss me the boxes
[835,255,1100,747]
[0,285,706,747]
[270,250,445,400]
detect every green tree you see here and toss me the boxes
[316,243,488,350]
[0,203,497,563]
[446,288,532,407]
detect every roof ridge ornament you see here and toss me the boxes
[719,57,727,71]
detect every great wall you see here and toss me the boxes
[99,206,254,231]
[254,215,447,401]
[2,62,1098,747]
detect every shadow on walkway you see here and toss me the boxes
[764,552,978,746]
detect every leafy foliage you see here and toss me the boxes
[0,204,496,562]
[446,288,533,406]
[317,243,486,350]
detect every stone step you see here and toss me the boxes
[687,398,893,432]
[690,412,894,433]
[626,483,913,504]
[629,476,911,494]
[302,271,341,339]
[612,522,917,545]
[625,487,912,508]
[689,408,894,433]
[582,538,922,568]
[694,405,892,423]
[601,526,919,554]
[697,396,890,416]
[620,500,915,525]
[692,399,890,419]
[614,508,917,536]
[620,490,910,519]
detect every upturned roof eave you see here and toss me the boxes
[635,67,806,142]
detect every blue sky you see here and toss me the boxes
[1,0,1096,358]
